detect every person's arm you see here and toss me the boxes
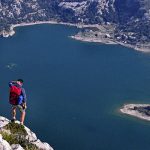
[21,88,27,104]
[9,81,17,87]
[21,88,27,109]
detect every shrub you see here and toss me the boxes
[0,122,39,150]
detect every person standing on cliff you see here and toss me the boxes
[9,79,27,125]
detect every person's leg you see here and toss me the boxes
[20,111,26,125]
[11,106,17,121]
[18,105,26,125]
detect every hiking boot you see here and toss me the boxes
[11,118,16,123]
[20,122,24,126]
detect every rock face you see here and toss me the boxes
[0,116,53,150]
[11,144,24,150]
[0,0,149,51]
[0,134,12,150]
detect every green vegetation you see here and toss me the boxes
[4,122,27,135]
[0,122,39,150]
[0,131,17,144]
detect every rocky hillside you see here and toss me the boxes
[0,0,150,50]
[0,116,53,150]
[114,0,150,45]
[0,0,117,29]
[0,0,149,25]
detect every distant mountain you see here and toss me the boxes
[0,0,150,50]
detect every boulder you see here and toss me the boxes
[11,144,24,150]
[0,134,12,150]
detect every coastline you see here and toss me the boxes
[120,104,150,121]
[70,35,117,45]
[71,34,150,52]
[1,20,150,52]
[115,42,150,53]
[1,20,76,37]
[1,20,100,38]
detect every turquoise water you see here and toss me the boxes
[1,24,150,150]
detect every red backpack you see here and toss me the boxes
[9,85,22,105]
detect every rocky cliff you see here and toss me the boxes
[0,116,53,150]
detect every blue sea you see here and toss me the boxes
[1,24,150,150]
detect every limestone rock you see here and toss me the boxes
[0,134,12,150]
[11,144,24,150]
[24,126,37,142]
[33,139,53,150]
[0,116,54,150]
[0,116,9,128]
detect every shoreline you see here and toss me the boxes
[1,20,77,37]
[1,20,150,52]
[116,42,150,53]
[1,20,100,38]
[70,35,117,45]
[120,104,150,121]
[71,34,150,52]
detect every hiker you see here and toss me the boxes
[9,79,27,125]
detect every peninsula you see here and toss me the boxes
[120,104,150,121]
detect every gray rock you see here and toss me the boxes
[0,116,9,128]
[11,144,24,150]
[0,116,54,150]
[33,139,53,150]
[0,134,12,150]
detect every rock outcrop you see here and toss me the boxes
[0,116,53,150]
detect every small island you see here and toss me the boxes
[120,104,150,121]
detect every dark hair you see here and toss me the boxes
[17,79,24,83]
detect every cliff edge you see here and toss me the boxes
[0,116,54,150]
